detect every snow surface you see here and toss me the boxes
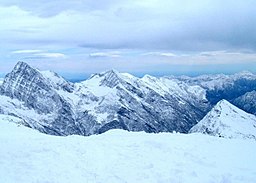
[0,116,256,183]
[0,95,54,129]
[40,70,66,86]
[79,75,116,97]
[190,100,256,140]
[141,75,206,100]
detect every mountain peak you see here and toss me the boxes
[104,69,120,75]
[215,99,233,109]
[14,61,30,68]
[98,69,121,79]
[100,69,122,88]
[190,100,256,140]
[87,69,122,88]
[212,99,249,117]
[89,69,120,79]
[2,61,41,93]
[1,61,56,113]
[12,61,35,73]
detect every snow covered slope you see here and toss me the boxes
[190,100,256,140]
[234,90,256,115]
[0,62,209,135]
[0,61,255,136]
[171,71,256,106]
[0,114,24,125]
[172,71,256,91]
[0,117,255,183]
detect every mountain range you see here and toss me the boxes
[0,61,255,137]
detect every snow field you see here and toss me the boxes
[0,118,256,183]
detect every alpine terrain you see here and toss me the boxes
[190,100,256,140]
[0,61,209,135]
[0,62,256,183]
[0,115,255,183]
[0,61,256,136]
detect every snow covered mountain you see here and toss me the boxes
[233,90,256,115]
[171,72,256,112]
[0,115,255,183]
[0,62,79,135]
[0,61,209,135]
[171,71,256,92]
[0,61,255,136]
[190,100,256,140]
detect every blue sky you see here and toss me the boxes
[0,0,256,79]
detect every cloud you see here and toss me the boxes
[142,52,177,57]
[33,53,66,59]
[164,51,256,65]
[11,49,66,59]
[0,1,256,75]
[89,52,121,58]
[1,0,256,52]
[11,49,43,54]
[0,0,120,17]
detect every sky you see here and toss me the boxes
[0,0,256,79]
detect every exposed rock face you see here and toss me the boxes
[0,62,79,135]
[2,62,62,114]
[190,100,256,140]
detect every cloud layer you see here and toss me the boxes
[0,0,256,76]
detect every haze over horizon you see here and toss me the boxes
[0,0,256,79]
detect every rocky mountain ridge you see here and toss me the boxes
[0,62,209,135]
[0,61,255,136]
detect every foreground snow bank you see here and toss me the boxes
[0,118,256,183]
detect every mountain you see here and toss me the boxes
[190,100,256,140]
[0,62,79,135]
[1,62,256,136]
[0,62,209,135]
[233,90,256,115]
[0,116,256,183]
[168,72,256,115]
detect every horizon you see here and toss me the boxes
[0,61,256,82]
